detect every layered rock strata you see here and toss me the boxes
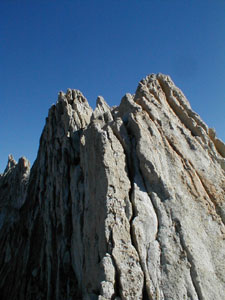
[0,74,224,300]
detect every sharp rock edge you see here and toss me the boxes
[0,74,225,300]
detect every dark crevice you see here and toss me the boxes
[142,284,149,300]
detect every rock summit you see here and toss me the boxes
[0,74,224,300]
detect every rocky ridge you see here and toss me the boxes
[0,73,224,300]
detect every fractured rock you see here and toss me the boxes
[0,74,224,300]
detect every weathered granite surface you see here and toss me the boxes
[0,74,224,300]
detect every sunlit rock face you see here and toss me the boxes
[0,74,224,300]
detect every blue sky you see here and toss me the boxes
[0,0,224,172]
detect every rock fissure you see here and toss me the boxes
[129,134,162,300]
[126,139,153,300]
[173,218,204,300]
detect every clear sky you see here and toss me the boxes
[0,0,224,172]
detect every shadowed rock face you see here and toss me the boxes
[0,74,224,300]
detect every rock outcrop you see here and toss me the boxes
[0,74,224,300]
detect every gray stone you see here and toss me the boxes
[0,73,224,299]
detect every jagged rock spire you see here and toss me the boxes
[0,74,224,300]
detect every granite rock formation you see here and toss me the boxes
[0,74,224,300]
